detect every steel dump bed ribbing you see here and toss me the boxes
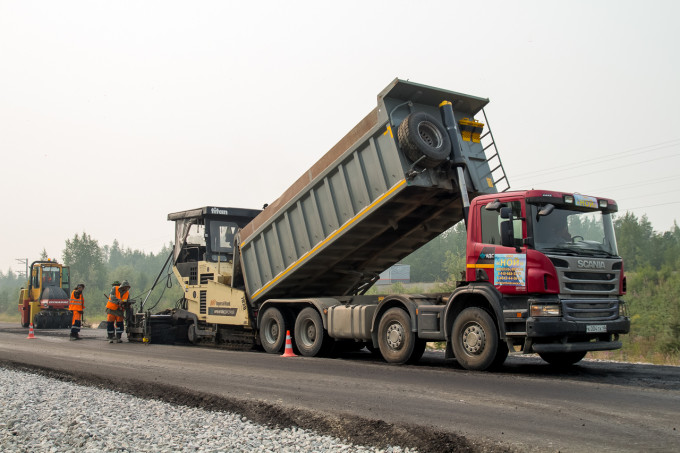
[237,79,503,306]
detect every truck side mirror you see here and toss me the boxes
[485,199,503,211]
[500,220,514,248]
[499,207,516,249]
[538,203,555,217]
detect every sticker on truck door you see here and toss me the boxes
[494,254,526,286]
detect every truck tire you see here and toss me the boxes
[397,111,451,168]
[294,307,330,357]
[491,340,509,370]
[451,307,500,371]
[259,307,287,354]
[408,339,427,364]
[378,308,416,364]
[45,312,55,329]
[538,351,587,367]
[187,323,197,344]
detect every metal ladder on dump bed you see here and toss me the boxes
[479,108,510,192]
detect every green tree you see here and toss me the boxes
[107,240,124,269]
[0,268,22,314]
[62,233,107,291]
[443,223,467,278]
[614,212,654,270]
[399,222,467,282]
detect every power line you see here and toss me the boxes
[624,200,680,210]
[590,174,679,193]
[614,188,680,202]
[516,151,680,187]
[512,138,680,180]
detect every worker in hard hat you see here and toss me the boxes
[68,283,85,340]
[106,280,130,343]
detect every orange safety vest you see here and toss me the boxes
[69,291,84,312]
[106,286,129,311]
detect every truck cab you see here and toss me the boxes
[459,190,630,366]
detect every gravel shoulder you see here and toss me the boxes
[1,366,416,453]
[0,363,507,453]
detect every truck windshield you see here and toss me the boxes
[529,204,618,257]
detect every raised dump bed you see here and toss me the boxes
[236,79,506,306]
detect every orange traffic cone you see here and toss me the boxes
[27,323,36,339]
[281,330,297,357]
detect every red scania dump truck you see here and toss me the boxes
[128,79,629,370]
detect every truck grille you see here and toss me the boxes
[562,299,619,321]
[562,271,617,293]
[549,257,621,296]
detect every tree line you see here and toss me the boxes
[0,234,183,322]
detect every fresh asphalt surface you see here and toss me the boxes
[1,323,679,453]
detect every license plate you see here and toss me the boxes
[586,324,607,333]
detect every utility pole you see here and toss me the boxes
[15,258,28,280]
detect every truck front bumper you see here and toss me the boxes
[526,316,630,353]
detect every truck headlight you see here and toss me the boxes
[618,302,628,317]
[530,304,561,317]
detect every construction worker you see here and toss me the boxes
[106,280,130,343]
[68,283,85,340]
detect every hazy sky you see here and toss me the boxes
[1,1,679,275]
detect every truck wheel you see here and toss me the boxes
[408,339,427,364]
[397,112,451,168]
[294,307,329,357]
[378,308,416,364]
[260,307,287,354]
[451,307,499,371]
[538,351,587,367]
[187,323,197,344]
[491,340,509,370]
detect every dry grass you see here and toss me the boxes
[590,335,680,366]
[0,312,18,323]
[589,350,680,366]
